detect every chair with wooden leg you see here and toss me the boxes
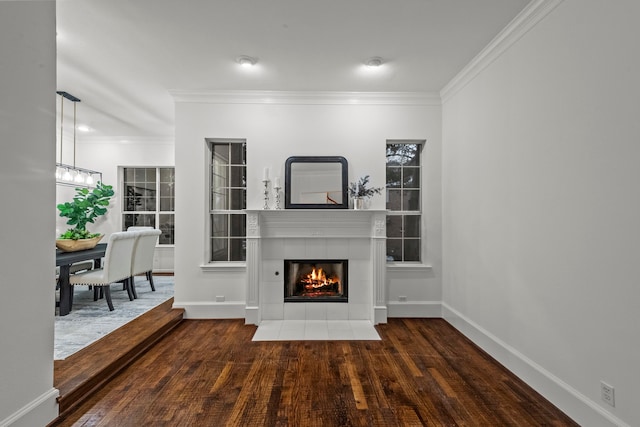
[69,231,136,311]
[129,228,161,298]
[56,261,94,308]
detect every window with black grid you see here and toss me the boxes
[122,167,175,245]
[386,142,423,262]
[209,140,247,262]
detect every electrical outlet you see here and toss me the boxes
[398,296,407,302]
[601,381,615,407]
[215,295,225,302]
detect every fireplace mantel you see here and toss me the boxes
[247,209,387,239]
[245,209,387,325]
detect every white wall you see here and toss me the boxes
[173,94,442,318]
[0,2,59,426]
[55,140,175,271]
[441,1,639,426]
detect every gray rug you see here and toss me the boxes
[54,276,174,360]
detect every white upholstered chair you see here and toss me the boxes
[69,231,137,311]
[129,228,161,298]
[55,262,94,308]
[56,261,93,288]
[126,226,153,231]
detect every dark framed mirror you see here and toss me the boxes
[285,156,348,209]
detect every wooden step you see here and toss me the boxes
[53,297,184,418]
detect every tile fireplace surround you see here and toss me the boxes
[245,209,387,325]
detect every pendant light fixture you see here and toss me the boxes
[55,91,102,188]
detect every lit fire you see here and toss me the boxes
[301,267,340,290]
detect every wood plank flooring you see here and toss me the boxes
[54,298,184,417]
[53,318,578,426]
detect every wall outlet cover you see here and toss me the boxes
[601,381,615,407]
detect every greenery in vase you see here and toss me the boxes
[57,182,115,240]
[348,175,385,199]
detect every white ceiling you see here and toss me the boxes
[56,0,531,140]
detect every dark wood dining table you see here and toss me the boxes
[56,243,107,316]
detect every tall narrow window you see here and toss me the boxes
[209,140,246,262]
[122,167,175,245]
[386,141,423,262]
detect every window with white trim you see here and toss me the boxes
[208,140,247,262]
[386,141,423,262]
[122,167,175,245]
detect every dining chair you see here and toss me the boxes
[56,261,93,289]
[55,261,94,308]
[69,231,137,311]
[119,226,153,294]
[129,228,161,298]
[126,226,153,231]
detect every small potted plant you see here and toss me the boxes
[348,175,384,209]
[56,182,115,251]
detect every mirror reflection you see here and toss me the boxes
[290,162,343,205]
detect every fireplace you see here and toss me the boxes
[284,260,348,303]
[245,209,387,324]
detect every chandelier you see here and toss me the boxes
[55,91,102,187]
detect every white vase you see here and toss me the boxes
[353,197,365,210]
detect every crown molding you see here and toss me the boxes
[440,0,564,104]
[169,90,441,106]
[78,136,174,145]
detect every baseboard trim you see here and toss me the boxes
[245,306,259,325]
[441,302,629,427]
[172,301,246,319]
[1,388,58,427]
[373,305,388,324]
[387,301,442,318]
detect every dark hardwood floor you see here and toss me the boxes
[54,318,578,426]
[53,298,184,418]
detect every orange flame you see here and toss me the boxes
[301,267,340,289]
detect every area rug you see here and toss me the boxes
[54,276,174,360]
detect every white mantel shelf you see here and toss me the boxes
[244,209,388,326]
[246,209,388,239]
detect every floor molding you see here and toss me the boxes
[172,301,246,319]
[387,301,441,318]
[1,388,58,427]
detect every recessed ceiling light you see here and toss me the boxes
[365,57,384,67]
[236,55,257,67]
[77,125,91,132]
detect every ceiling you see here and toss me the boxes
[56,0,531,141]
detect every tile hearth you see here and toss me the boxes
[252,320,381,341]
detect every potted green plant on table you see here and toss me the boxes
[56,182,115,252]
[348,175,384,210]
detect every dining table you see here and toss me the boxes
[56,243,107,316]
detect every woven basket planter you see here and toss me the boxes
[55,234,103,252]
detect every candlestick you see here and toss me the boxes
[262,179,270,210]
[273,183,282,210]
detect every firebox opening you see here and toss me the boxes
[284,259,348,302]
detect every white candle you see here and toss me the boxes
[263,167,269,181]
[274,177,281,188]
